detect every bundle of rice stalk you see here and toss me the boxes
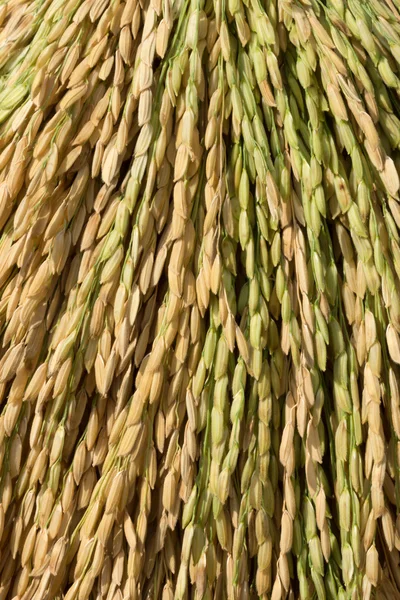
[1,0,400,598]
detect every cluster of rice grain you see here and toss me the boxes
[0,0,400,598]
